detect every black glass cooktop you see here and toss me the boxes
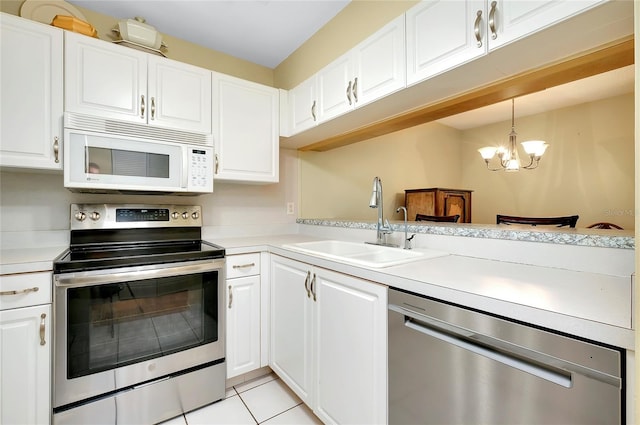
[54,240,225,273]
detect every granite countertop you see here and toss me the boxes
[297,219,635,249]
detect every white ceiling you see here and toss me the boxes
[68,0,351,69]
[437,65,635,130]
[66,0,634,129]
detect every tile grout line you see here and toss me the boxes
[255,401,305,425]
[236,392,260,425]
[233,375,279,395]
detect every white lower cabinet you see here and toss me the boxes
[225,253,262,379]
[270,255,387,424]
[0,272,52,425]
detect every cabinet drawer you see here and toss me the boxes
[0,272,52,310]
[226,253,261,279]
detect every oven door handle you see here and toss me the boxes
[54,260,224,288]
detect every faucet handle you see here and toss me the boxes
[404,234,416,250]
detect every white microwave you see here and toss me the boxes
[64,128,214,195]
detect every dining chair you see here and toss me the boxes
[416,214,460,223]
[496,214,579,228]
[586,222,624,230]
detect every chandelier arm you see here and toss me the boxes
[522,156,541,169]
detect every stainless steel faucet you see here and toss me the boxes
[396,206,415,250]
[368,176,395,246]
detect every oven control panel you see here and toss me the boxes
[70,204,203,229]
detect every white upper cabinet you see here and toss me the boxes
[406,0,486,85]
[352,13,407,107]
[288,75,318,135]
[317,53,353,123]
[286,14,405,136]
[64,31,211,134]
[0,14,63,170]
[212,72,279,183]
[407,0,606,86]
[488,0,605,50]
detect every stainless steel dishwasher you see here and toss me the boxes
[388,288,624,424]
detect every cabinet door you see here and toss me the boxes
[226,275,261,379]
[353,14,406,107]
[406,0,486,86]
[147,56,212,133]
[314,269,387,425]
[0,304,51,425]
[488,0,605,50]
[212,73,279,183]
[317,53,353,122]
[270,256,314,405]
[64,31,147,124]
[0,14,63,170]
[288,76,317,135]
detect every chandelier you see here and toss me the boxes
[477,98,548,171]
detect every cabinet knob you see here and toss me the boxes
[346,80,352,105]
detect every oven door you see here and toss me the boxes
[53,259,225,409]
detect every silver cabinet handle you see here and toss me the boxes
[474,9,483,47]
[489,1,498,40]
[215,154,219,174]
[352,77,358,103]
[303,271,311,298]
[310,273,317,302]
[311,100,317,121]
[232,263,256,269]
[346,80,352,105]
[151,97,156,120]
[53,137,60,163]
[140,94,145,118]
[0,286,39,296]
[228,285,233,309]
[39,313,46,346]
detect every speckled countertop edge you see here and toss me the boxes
[297,219,635,249]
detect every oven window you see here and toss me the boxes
[66,271,218,379]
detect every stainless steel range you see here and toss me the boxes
[52,204,226,425]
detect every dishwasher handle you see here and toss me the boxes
[390,304,573,388]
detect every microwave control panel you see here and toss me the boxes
[188,148,213,191]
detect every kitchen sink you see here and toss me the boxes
[282,240,448,268]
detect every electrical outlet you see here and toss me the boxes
[286,202,295,215]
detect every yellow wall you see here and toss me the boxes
[462,93,635,228]
[299,121,462,221]
[1,0,274,85]
[300,93,635,229]
[274,0,418,89]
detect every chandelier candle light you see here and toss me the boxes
[478,98,549,171]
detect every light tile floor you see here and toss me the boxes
[160,373,322,425]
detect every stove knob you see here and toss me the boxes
[191,211,200,220]
[171,211,179,219]
[89,211,100,221]
[74,211,86,221]
[182,212,189,220]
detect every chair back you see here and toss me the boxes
[586,222,623,230]
[496,214,579,228]
[416,214,460,223]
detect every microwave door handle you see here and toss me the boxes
[182,147,189,188]
[84,144,89,174]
